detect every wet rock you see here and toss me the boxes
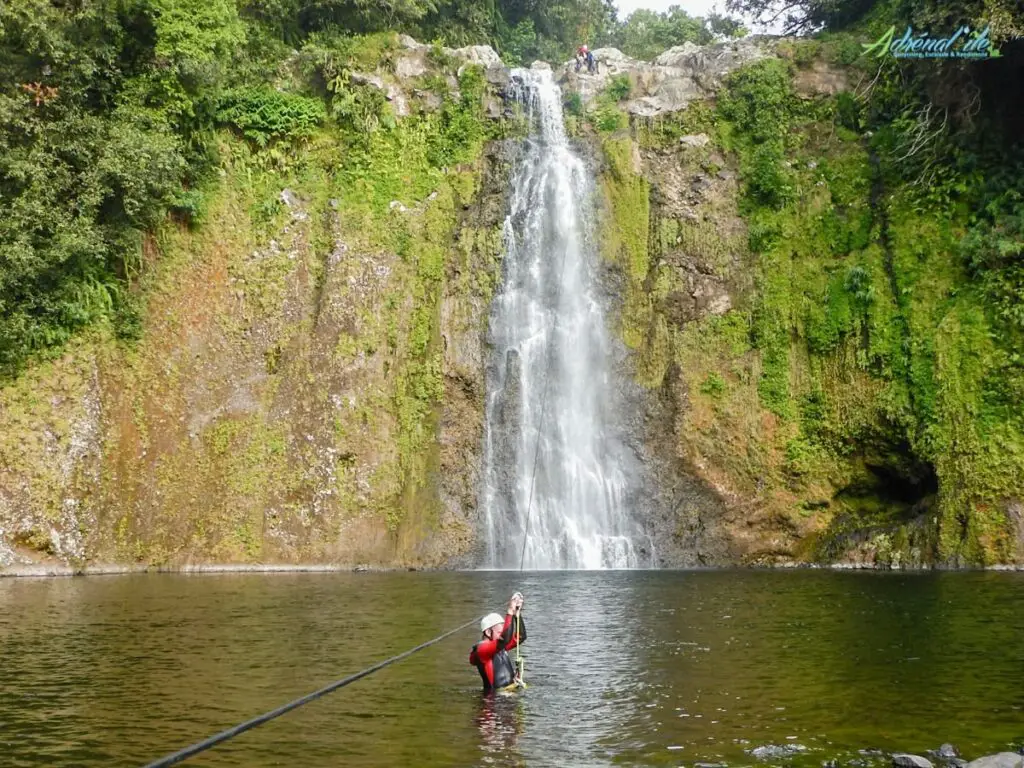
[1008,501,1024,561]
[965,754,1024,768]
[893,755,933,768]
[485,65,510,88]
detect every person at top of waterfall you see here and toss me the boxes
[470,592,527,692]
[575,44,590,73]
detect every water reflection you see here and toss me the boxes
[1,571,1022,767]
[476,693,526,766]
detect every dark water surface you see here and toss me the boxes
[1,571,1022,767]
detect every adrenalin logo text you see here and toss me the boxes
[861,25,1002,59]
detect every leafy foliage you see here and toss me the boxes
[217,88,326,145]
[606,73,633,101]
[718,59,800,209]
[612,7,712,61]
[0,0,243,376]
[724,0,877,34]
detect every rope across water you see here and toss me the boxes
[142,617,478,767]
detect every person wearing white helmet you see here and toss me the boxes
[469,592,526,692]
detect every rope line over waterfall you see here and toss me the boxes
[483,67,648,570]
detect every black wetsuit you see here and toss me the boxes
[469,613,527,691]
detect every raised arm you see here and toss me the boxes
[503,613,526,651]
[503,592,526,651]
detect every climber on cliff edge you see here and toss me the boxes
[470,592,526,692]
[575,45,596,74]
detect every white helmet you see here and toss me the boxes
[480,613,504,633]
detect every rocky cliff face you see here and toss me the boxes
[2,35,1022,571]
[567,40,1024,568]
[0,38,516,569]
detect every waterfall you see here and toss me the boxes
[481,66,649,570]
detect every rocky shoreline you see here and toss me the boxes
[735,744,1024,768]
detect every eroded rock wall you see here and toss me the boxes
[571,41,1024,568]
[0,43,515,569]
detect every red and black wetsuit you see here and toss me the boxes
[469,614,527,691]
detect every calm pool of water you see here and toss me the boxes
[1,570,1022,767]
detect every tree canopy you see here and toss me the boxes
[1,0,1021,377]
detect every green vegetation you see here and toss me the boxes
[0,0,512,563]
[613,6,746,61]
[0,0,750,379]
[598,2,1024,565]
[217,88,327,145]
[3,0,1023,567]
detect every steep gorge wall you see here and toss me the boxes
[574,40,1024,568]
[0,40,516,569]
[3,34,1022,572]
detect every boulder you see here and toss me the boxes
[451,44,502,69]
[966,754,1024,768]
[893,755,933,768]
[398,34,422,50]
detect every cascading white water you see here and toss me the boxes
[481,66,649,570]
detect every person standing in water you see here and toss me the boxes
[470,592,527,692]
